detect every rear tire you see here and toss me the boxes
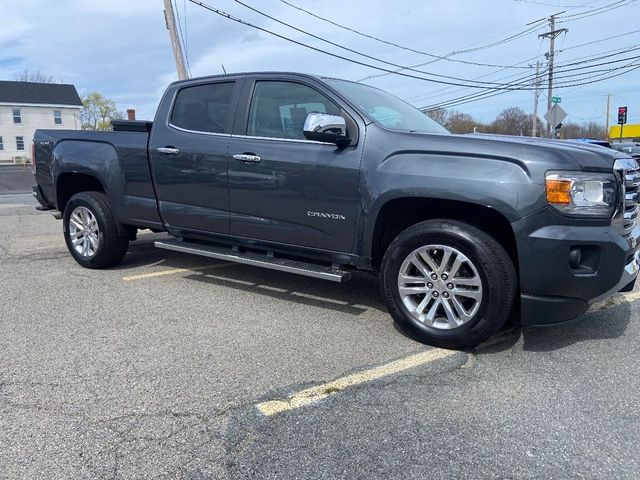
[381,219,516,349]
[63,191,129,269]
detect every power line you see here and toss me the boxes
[228,0,541,88]
[512,0,592,7]
[421,51,640,110]
[557,0,636,21]
[186,0,546,90]
[407,40,640,108]
[358,23,547,82]
[563,27,640,50]
[279,0,537,70]
[423,60,640,111]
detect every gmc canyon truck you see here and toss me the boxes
[32,72,640,349]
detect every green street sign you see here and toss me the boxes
[552,96,561,104]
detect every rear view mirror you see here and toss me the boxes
[303,113,349,146]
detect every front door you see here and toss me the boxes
[227,79,363,253]
[149,79,240,234]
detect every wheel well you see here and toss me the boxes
[371,197,518,270]
[56,173,105,212]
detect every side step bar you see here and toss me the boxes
[154,239,352,283]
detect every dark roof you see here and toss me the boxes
[0,81,82,106]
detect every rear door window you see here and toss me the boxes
[171,82,235,134]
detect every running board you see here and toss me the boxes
[154,239,352,283]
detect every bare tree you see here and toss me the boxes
[424,107,448,127]
[489,107,531,136]
[13,70,59,83]
[445,111,478,134]
[558,121,606,140]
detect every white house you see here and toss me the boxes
[0,81,82,163]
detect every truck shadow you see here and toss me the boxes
[475,299,632,354]
[119,236,634,351]
[183,267,385,316]
[115,234,388,316]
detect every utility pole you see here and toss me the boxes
[163,0,189,80]
[531,61,542,137]
[605,93,611,141]
[539,13,568,137]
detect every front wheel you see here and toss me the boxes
[63,191,129,269]
[381,219,517,349]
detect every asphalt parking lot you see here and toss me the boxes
[1,186,640,479]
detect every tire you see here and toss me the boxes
[381,219,516,349]
[62,191,129,269]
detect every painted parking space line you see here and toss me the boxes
[122,262,234,281]
[256,348,457,416]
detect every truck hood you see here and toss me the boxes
[386,129,633,175]
[463,133,626,172]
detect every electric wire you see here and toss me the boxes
[186,0,547,90]
[229,0,542,87]
[279,0,540,70]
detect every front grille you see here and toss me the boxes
[623,168,640,236]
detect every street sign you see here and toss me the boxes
[544,104,567,129]
[552,96,561,104]
[618,106,628,125]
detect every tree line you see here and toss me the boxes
[424,106,607,139]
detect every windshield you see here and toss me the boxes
[326,79,449,134]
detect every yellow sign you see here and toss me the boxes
[610,124,640,140]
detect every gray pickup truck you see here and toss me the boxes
[32,72,640,348]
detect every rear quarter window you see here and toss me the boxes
[170,82,235,134]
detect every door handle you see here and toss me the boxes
[157,147,180,155]
[233,153,261,163]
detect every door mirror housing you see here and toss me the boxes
[303,113,349,146]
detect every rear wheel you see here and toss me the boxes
[381,219,516,349]
[63,191,129,268]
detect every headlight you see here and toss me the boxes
[545,171,618,218]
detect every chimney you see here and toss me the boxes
[127,109,136,121]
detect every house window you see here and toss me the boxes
[0,137,3,150]
[13,108,21,124]
[16,136,24,151]
[54,110,62,125]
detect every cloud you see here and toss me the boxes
[0,0,637,124]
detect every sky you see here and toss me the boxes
[1,0,638,125]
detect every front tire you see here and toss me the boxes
[381,219,516,349]
[63,191,129,269]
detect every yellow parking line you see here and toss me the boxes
[122,263,232,281]
[624,290,640,302]
[256,348,457,416]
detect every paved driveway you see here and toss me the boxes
[1,193,638,479]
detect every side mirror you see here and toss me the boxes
[303,113,349,146]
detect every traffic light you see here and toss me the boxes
[618,106,628,125]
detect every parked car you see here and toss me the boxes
[567,138,613,149]
[611,142,640,162]
[31,72,640,348]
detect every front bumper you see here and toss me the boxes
[513,207,640,326]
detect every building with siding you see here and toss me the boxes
[0,81,82,163]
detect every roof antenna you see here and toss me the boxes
[221,64,227,74]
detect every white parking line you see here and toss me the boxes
[122,263,233,281]
[256,348,457,416]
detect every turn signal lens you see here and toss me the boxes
[545,171,617,218]
[546,179,572,204]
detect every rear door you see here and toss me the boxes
[226,76,364,253]
[149,77,243,234]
